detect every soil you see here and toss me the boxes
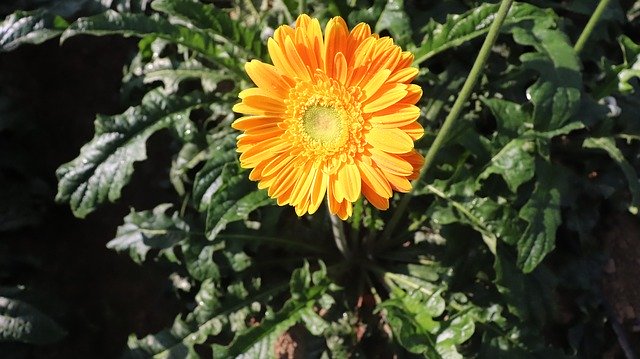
[601,212,640,357]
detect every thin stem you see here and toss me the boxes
[330,212,351,259]
[377,0,514,249]
[574,0,612,54]
[298,0,306,17]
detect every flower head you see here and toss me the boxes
[233,14,424,219]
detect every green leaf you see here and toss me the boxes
[151,0,264,59]
[516,160,562,272]
[511,21,581,131]
[412,2,553,64]
[481,98,529,138]
[0,10,68,52]
[583,137,640,214]
[140,58,232,93]
[0,296,66,344]
[192,137,237,211]
[126,280,289,358]
[55,90,208,218]
[478,138,536,193]
[61,10,243,75]
[617,35,640,93]
[494,251,556,328]
[107,204,190,264]
[212,261,334,358]
[374,0,412,46]
[193,150,274,240]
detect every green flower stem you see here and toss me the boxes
[331,212,351,259]
[574,0,612,54]
[377,0,514,249]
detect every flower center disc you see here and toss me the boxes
[302,106,343,145]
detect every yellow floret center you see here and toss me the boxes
[302,106,343,145]
[282,73,367,173]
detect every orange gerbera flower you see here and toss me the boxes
[232,14,424,219]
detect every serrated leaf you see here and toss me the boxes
[412,2,553,64]
[201,164,273,240]
[126,281,289,358]
[0,296,66,344]
[107,204,189,264]
[55,90,208,218]
[141,58,232,93]
[61,10,244,75]
[516,160,562,272]
[511,21,581,131]
[192,137,237,211]
[212,261,333,358]
[478,138,536,193]
[583,137,640,214]
[0,10,68,52]
[151,0,264,59]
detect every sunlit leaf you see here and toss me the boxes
[516,160,562,272]
[0,10,68,52]
[107,204,190,264]
[56,89,209,218]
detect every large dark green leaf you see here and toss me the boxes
[151,0,264,59]
[412,2,553,64]
[0,10,68,52]
[212,261,335,358]
[107,204,190,264]
[126,279,288,358]
[516,160,562,272]
[511,21,581,131]
[192,142,274,239]
[55,89,209,218]
[0,296,66,344]
[478,138,536,193]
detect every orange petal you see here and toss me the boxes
[363,84,407,113]
[359,69,391,100]
[308,169,328,214]
[232,116,280,131]
[365,127,413,154]
[370,105,420,128]
[357,161,392,197]
[290,161,316,206]
[324,17,349,76]
[369,147,414,176]
[233,93,285,115]
[284,36,312,80]
[362,183,389,210]
[336,163,361,202]
[239,138,289,167]
[400,121,424,141]
[270,160,303,198]
[244,60,292,98]
[237,126,284,146]
[383,171,412,193]
[388,67,419,84]
[333,52,348,85]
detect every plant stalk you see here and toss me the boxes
[574,0,612,54]
[330,212,351,259]
[377,0,515,249]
